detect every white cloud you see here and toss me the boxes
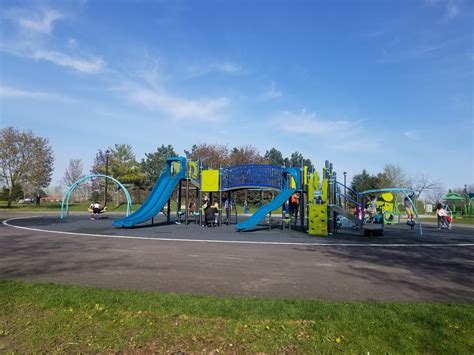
[121,85,230,122]
[0,86,78,103]
[404,131,420,140]
[32,50,105,73]
[425,0,461,21]
[215,62,241,73]
[275,110,352,135]
[186,61,242,77]
[17,8,64,34]
[259,82,282,101]
[445,2,459,20]
[274,109,381,152]
[1,6,105,74]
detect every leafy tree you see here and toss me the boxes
[350,169,386,195]
[288,151,313,169]
[263,148,285,166]
[142,144,177,184]
[0,127,54,207]
[228,145,263,165]
[92,144,144,185]
[110,144,144,184]
[186,143,229,167]
[91,144,145,205]
[0,185,24,201]
[89,190,100,203]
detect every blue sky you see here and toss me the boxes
[1,0,473,190]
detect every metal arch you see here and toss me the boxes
[60,174,133,219]
[360,188,422,236]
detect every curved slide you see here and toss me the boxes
[235,187,296,231]
[113,157,186,228]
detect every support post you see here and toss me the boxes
[167,198,171,224]
[104,150,110,206]
[185,179,189,225]
[300,189,305,231]
[219,166,222,227]
[328,174,334,236]
[343,171,347,210]
[228,191,231,226]
[199,188,202,226]
[178,180,182,223]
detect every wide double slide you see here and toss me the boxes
[113,157,186,228]
[236,167,299,231]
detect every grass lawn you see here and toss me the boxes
[1,281,473,353]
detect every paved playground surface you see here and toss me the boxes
[1,213,473,302]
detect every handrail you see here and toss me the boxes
[335,181,359,197]
[336,192,362,207]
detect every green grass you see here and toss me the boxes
[1,281,473,353]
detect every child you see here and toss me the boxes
[436,203,450,229]
[211,200,219,224]
[90,202,103,220]
[404,193,415,222]
[188,201,196,215]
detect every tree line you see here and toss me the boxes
[0,126,465,207]
[0,127,314,206]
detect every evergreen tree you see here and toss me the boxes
[263,148,285,166]
[142,144,177,184]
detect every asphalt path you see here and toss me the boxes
[1,212,473,302]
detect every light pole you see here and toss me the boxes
[343,171,347,210]
[104,149,110,206]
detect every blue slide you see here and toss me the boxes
[235,187,296,231]
[113,157,186,228]
[236,167,300,231]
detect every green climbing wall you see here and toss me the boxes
[308,171,329,236]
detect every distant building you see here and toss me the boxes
[41,195,62,202]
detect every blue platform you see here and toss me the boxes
[221,164,282,191]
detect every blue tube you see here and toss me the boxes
[60,174,133,219]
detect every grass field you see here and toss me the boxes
[1,280,473,353]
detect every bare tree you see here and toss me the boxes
[411,173,443,199]
[425,186,446,204]
[63,159,87,201]
[0,127,54,207]
[381,164,409,188]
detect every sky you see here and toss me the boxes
[0,0,473,190]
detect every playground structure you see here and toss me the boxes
[60,174,133,219]
[442,192,474,217]
[109,156,421,236]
